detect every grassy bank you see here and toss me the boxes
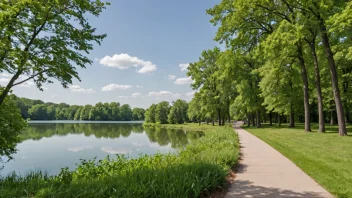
[1,124,239,198]
[244,123,352,198]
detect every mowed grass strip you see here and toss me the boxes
[244,123,352,198]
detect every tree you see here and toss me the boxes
[132,108,145,120]
[120,104,132,121]
[110,102,120,120]
[187,94,203,125]
[155,101,170,124]
[168,100,188,124]
[0,96,26,160]
[145,104,157,123]
[29,104,48,120]
[0,0,109,107]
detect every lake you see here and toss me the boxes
[1,121,203,176]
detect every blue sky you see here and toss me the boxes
[2,0,220,108]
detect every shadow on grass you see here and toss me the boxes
[242,123,352,136]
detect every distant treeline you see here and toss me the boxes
[145,99,189,124]
[10,95,145,121]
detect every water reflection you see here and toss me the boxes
[1,123,204,175]
[20,124,203,149]
[21,123,144,140]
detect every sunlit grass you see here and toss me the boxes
[0,124,239,198]
[244,123,352,198]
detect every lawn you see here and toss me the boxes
[244,123,352,198]
[0,124,239,198]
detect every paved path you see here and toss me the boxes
[226,126,333,198]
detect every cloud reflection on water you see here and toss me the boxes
[68,145,94,152]
[101,146,131,155]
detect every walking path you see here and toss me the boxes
[226,126,333,198]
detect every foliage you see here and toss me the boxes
[144,104,157,123]
[168,99,188,124]
[0,0,109,106]
[155,101,170,124]
[0,95,26,160]
[0,124,239,198]
[11,96,143,121]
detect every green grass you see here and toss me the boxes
[244,123,352,198]
[0,124,239,198]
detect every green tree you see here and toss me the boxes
[29,104,48,120]
[0,0,109,107]
[168,100,188,124]
[120,104,132,121]
[145,104,157,123]
[132,108,145,120]
[0,96,26,160]
[155,101,170,124]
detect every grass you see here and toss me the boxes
[244,123,352,198]
[0,123,239,198]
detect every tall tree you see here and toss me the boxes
[155,101,170,124]
[0,0,109,106]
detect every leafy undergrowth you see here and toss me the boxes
[0,124,239,198]
[244,123,352,198]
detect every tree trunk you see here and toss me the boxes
[269,111,273,126]
[212,120,215,126]
[330,110,335,125]
[256,110,261,128]
[252,113,255,127]
[278,114,281,126]
[0,70,22,106]
[297,42,311,132]
[308,41,325,132]
[319,20,347,136]
[198,121,201,126]
[247,114,251,127]
[288,105,295,128]
[218,109,221,126]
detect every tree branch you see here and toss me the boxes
[12,69,49,87]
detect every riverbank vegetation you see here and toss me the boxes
[11,95,145,121]
[245,124,352,197]
[0,124,239,198]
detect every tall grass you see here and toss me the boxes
[0,124,239,198]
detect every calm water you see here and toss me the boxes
[1,122,203,176]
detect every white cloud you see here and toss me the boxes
[52,94,60,98]
[179,63,189,72]
[168,75,176,80]
[42,86,48,90]
[19,81,34,88]
[101,84,133,92]
[172,93,181,99]
[136,85,143,88]
[0,78,9,83]
[132,93,142,98]
[148,91,173,97]
[69,85,95,94]
[175,77,192,85]
[0,73,12,78]
[0,75,35,88]
[186,92,195,97]
[100,53,157,73]
[117,96,129,99]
